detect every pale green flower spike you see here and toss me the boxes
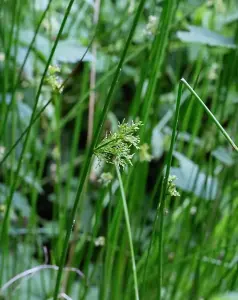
[167,175,180,197]
[48,65,60,75]
[144,15,158,36]
[45,65,63,93]
[94,120,143,169]
[139,143,152,162]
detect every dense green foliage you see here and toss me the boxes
[0,0,238,299]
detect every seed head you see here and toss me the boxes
[94,120,142,169]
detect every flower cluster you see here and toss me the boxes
[144,15,158,37]
[167,175,180,197]
[94,121,142,169]
[45,65,63,93]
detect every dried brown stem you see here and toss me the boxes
[87,0,101,146]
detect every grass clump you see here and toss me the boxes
[0,0,238,300]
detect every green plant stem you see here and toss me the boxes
[157,81,183,300]
[181,78,238,152]
[0,0,76,271]
[115,165,139,300]
[0,29,98,167]
[0,42,146,168]
[0,0,17,136]
[0,0,53,138]
[157,76,238,299]
[52,1,146,299]
[140,0,177,138]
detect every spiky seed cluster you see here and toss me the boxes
[94,121,142,169]
[167,175,180,197]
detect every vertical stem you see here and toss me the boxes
[52,1,146,299]
[115,165,139,300]
[0,0,76,282]
[157,77,238,299]
[140,0,177,139]
[87,0,101,145]
[157,82,183,299]
[0,33,95,168]
[0,0,53,138]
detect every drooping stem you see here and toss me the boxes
[181,78,238,152]
[157,76,238,299]
[115,165,139,300]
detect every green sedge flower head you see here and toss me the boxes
[167,175,180,197]
[94,120,143,169]
[45,65,63,93]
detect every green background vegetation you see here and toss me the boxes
[0,0,237,299]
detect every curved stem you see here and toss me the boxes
[115,165,139,300]
[0,264,83,293]
[157,77,238,299]
[181,78,238,152]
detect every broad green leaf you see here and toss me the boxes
[0,183,30,217]
[212,146,234,166]
[53,40,93,63]
[151,127,164,159]
[222,11,238,25]
[19,30,92,63]
[171,151,218,200]
[176,25,237,48]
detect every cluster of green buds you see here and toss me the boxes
[45,65,63,93]
[94,121,143,169]
[167,175,180,197]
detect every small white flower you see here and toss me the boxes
[94,236,105,247]
[190,206,197,215]
[144,15,158,37]
[0,52,5,62]
[0,146,5,160]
